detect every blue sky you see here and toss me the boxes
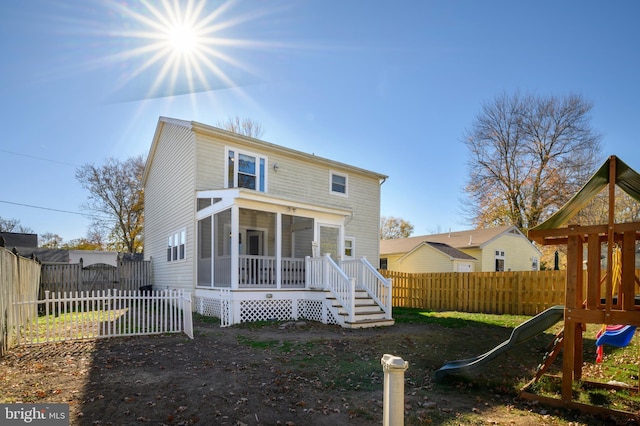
[1,0,639,243]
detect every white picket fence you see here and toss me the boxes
[12,289,193,345]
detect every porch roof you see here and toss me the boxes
[196,188,354,217]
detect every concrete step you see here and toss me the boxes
[337,309,387,321]
[343,318,395,329]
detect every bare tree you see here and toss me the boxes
[216,116,264,139]
[0,216,33,233]
[76,156,145,253]
[463,92,603,231]
[380,216,414,240]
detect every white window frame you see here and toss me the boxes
[531,257,539,271]
[225,147,268,192]
[344,237,355,259]
[167,228,187,262]
[330,170,348,196]
[494,249,505,272]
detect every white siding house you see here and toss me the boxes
[143,117,393,328]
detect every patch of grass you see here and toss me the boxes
[236,335,280,350]
[392,307,532,329]
[191,312,219,324]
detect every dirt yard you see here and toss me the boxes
[0,317,633,425]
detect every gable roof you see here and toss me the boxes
[418,242,476,260]
[143,116,388,186]
[530,155,640,232]
[380,225,522,255]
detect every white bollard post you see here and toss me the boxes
[381,354,409,426]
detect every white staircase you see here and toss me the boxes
[325,289,395,329]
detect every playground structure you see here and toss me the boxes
[434,305,564,382]
[525,155,640,417]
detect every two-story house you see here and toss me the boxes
[143,117,393,328]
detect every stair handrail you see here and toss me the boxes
[306,254,355,323]
[341,257,392,320]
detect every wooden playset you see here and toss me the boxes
[525,155,639,418]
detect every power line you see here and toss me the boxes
[0,149,79,167]
[0,199,110,220]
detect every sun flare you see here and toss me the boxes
[102,0,274,101]
[167,24,199,54]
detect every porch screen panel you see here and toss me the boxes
[292,216,314,258]
[319,225,340,262]
[197,216,212,287]
[214,208,232,287]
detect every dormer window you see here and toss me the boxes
[226,148,267,192]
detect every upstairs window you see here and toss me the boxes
[330,171,347,195]
[167,228,186,262]
[226,148,266,192]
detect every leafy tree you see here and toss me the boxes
[463,92,603,231]
[575,188,640,225]
[76,156,145,253]
[0,216,33,233]
[217,116,264,139]
[61,238,103,251]
[380,216,414,240]
[39,232,63,248]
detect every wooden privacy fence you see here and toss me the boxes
[381,270,568,316]
[41,260,152,294]
[12,289,193,345]
[0,248,41,357]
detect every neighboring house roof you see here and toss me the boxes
[381,225,525,255]
[0,232,38,248]
[10,247,69,264]
[143,116,389,186]
[531,155,640,231]
[398,241,476,262]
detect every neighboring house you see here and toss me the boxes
[380,225,541,273]
[1,232,68,264]
[142,117,393,328]
[1,232,121,266]
[68,250,118,267]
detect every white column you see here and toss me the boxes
[381,354,409,426]
[276,212,282,289]
[230,206,239,289]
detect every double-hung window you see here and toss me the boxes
[344,237,355,259]
[226,148,267,192]
[330,171,347,196]
[167,228,186,262]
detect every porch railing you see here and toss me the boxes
[306,254,356,323]
[238,255,306,288]
[239,255,276,287]
[341,257,393,319]
[281,257,306,288]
